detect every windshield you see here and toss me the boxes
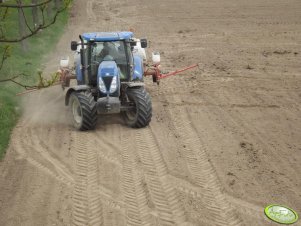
[90,41,132,80]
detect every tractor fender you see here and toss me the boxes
[65,85,90,106]
[121,82,145,88]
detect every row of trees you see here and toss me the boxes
[0,0,70,85]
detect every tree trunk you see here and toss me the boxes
[32,0,39,28]
[18,7,28,52]
[55,0,61,10]
[46,1,52,17]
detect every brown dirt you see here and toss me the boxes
[1,0,301,225]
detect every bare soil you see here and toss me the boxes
[0,0,301,225]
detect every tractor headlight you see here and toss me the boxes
[98,78,107,93]
[109,76,118,93]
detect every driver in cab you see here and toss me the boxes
[98,42,123,61]
[97,42,127,79]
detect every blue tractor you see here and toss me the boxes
[64,31,152,130]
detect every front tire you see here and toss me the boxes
[69,91,97,130]
[122,87,152,128]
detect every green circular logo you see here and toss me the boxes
[265,204,299,224]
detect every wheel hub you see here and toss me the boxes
[72,98,82,124]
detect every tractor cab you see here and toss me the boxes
[71,32,146,86]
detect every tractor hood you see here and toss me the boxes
[97,61,120,95]
[82,32,133,42]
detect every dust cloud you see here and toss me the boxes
[20,85,69,126]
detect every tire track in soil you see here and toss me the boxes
[92,124,127,225]
[86,0,96,22]
[166,106,244,226]
[90,132,122,168]
[12,126,74,186]
[120,129,153,226]
[192,88,300,223]
[148,56,243,225]
[96,185,125,211]
[184,104,268,225]
[92,0,132,31]
[148,78,199,98]
[149,28,244,223]
[135,128,188,225]
[29,126,74,183]
[166,174,264,222]
[203,91,299,180]
[204,90,301,201]
[71,132,103,226]
[174,84,277,225]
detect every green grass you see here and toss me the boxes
[0,1,70,159]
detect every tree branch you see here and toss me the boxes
[0,45,10,71]
[0,0,70,43]
[9,78,38,89]
[40,4,45,25]
[0,71,61,91]
[0,7,9,20]
[0,73,40,90]
[0,75,19,82]
[0,0,52,8]
[0,7,9,38]
[17,0,34,33]
[0,74,25,85]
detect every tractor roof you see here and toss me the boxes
[82,32,133,42]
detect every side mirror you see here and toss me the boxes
[140,39,147,48]
[71,41,78,51]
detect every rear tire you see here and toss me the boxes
[122,87,152,128]
[69,91,97,130]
